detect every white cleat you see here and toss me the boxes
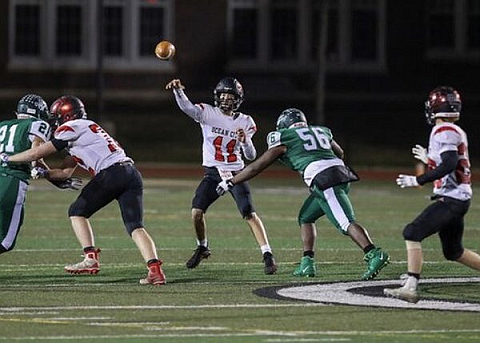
[65,249,100,275]
[384,286,419,303]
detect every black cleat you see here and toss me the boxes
[186,246,211,269]
[263,252,278,275]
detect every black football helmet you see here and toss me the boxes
[50,95,87,126]
[425,86,461,125]
[213,77,244,112]
[16,94,51,122]
[276,108,308,130]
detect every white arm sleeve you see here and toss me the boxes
[173,88,204,123]
[241,137,257,161]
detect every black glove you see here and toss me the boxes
[48,177,83,190]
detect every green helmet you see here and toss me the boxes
[276,108,308,130]
[16,94,50,122]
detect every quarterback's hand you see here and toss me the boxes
[31,166,49,179]
[216,179,234,196]
[48,177,83,190]
[412,144,428,164]
[165,79,185,90]
[236,129,247,143]
[0,153,9,167]
[396,174,419,188]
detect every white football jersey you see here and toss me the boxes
[54,119,132,175]
[427,122,472,200]
[194,103,257,171]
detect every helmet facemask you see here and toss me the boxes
[213,77,244,113]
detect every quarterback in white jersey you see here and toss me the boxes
[385,86,480,303]
[166,77,277,274]
[7,95,166,285]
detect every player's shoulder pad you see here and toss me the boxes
[30,119,51,142]
[267,131,282,149]
[313,125,333,139]
[432,124,461,145]
[54,121,79,141]
[238,113,257,134]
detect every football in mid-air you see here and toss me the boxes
[155,40,176,60]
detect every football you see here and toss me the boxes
[155,40,176,60]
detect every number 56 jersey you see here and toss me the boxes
[54,119,131,176]
[195,103,257,171]
[267,125,349,187]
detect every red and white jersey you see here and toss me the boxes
[427,122,472,200]
[195,103,257,171]
[54,119,132,175]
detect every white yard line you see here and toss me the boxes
[2,328,480,341]
[0,304,324,312]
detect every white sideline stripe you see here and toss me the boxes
[2,329,480,341]
[0,304,325,312]
[49,317,112,321]
[278,277,480,312]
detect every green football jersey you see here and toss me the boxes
[266,125,338,174]
[0,118,50,182]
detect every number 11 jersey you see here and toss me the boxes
[195,103,257,171]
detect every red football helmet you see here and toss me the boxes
[50,95,87,126]
[425,86,461,125]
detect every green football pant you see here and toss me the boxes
[0,174,27,253]
[298,183,356,234]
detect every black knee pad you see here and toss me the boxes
[243,212,254,220]
[403,223,424,242]
[126,224,143,236]
[442,245,464,261]
[68,198,89,217]
[241,207,255,219]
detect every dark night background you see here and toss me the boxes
[1,0,479,168]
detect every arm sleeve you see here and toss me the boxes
[50,138,69,151]
[173,88,205,122]
[416,150,458,185]
[241,137,257,160]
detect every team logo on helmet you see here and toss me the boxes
[213,77,244,112]
[425,86,461,125]
[16,94,52,123]
[276,108,308,130]
[50,95,87,126]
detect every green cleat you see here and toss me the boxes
[362,247,389,280]
[293,256,316,277]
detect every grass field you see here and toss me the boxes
[1,175,480,342]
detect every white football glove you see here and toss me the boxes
[31,166,48,179]
[412,144,428,164]
[216,179,234,196]
[0,153,9,167]
[396,174,419,188]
